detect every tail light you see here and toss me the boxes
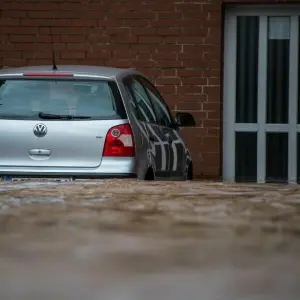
[103,124,135,157]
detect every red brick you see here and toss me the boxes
[0,43,11,51]
[155,77,181,85]
[162,69,177,77]
[2,11,27,18]
[86,51,111,59]
[0,51,22,58]
[202,69,220,78]
[164,36,179,44]
[28,51,53,59]
[1,27,39,35]
[56,59,82,65]
[36,35,60,43]
[155,60,182,68]
[59,3,86,10]
[207,128,220,137]
[0,35,9,42]
[22,19,72,27]
[149,3,175,11]
[66,43,89,51]
[157,12,182,19]
[61,35,86,43]
[116,12,157,20]
[60,51,86,59]
[208,77,220,85]
[175,101,202,111]
[132,60,155,68]
[71,19,97,27]
[10,35,36,43]
[137,53,151,60]
[183,27,208,36]
[203,86,220,98]
[202,103,220,112]
[157,28,182,36]
[156,45,181,53]
[52,27,88,35]
[151,19,180,27]
[2,3,59,10]
[122,19,149,27]
[110,36,138,44]
[27,59,53,65]
[178,69,203,77]
[178,52,203,60]
[131,45,157,53]
[152,53,177,60]
[202,119,220,128]
[181,59,209,68]
[87,35,111,43]
[207,110,220,119]
[106,60,132,68]
[177,86,203,95]
[137,68,161,78]
[175,3,202,12]
[139,36,163,44]
[176,95,207,103]
[106,27,131,36]
[82,59,105,66]
[0,19,20,26]
[2,58,26,66]
[181,77,208,85]
[131,28,156,36]
[111,45,130,53]
[156,85,176,94]
[112,51,136,60]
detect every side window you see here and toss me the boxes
[126,78,157,123]
[141,78,174,128]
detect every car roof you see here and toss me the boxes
[0,65,140,79]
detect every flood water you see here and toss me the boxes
[0,179,299,300]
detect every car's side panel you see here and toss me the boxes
[135,75,189,180]
[119,75,170,179]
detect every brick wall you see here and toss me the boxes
[0,0,222,178]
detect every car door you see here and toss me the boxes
[140,77,187,179]
[123,76,170,179]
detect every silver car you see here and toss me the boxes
[0,65,195,181]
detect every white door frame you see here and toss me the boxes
[223,5,300,183]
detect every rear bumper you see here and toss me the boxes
[0,157,137,179]
[0,173,137,180]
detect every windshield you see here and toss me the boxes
[0,79,124,120]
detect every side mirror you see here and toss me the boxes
[176,112,196,127]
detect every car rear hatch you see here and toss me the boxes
[0,72,128,168]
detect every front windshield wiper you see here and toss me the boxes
[38,112,91,120]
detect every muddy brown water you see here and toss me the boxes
[0,179,299,300]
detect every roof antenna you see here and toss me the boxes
[50,26,57,71]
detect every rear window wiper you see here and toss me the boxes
[38,112,91,120]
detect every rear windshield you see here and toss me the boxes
[0,79,126,120]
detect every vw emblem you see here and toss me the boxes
[33,124,47,138]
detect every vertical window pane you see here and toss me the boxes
[297,134,300,183]
[267,17,290,124]
[266,133,288,182]
[235,132,257,182]
[298,17,300,124]
[236,16,259,123]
